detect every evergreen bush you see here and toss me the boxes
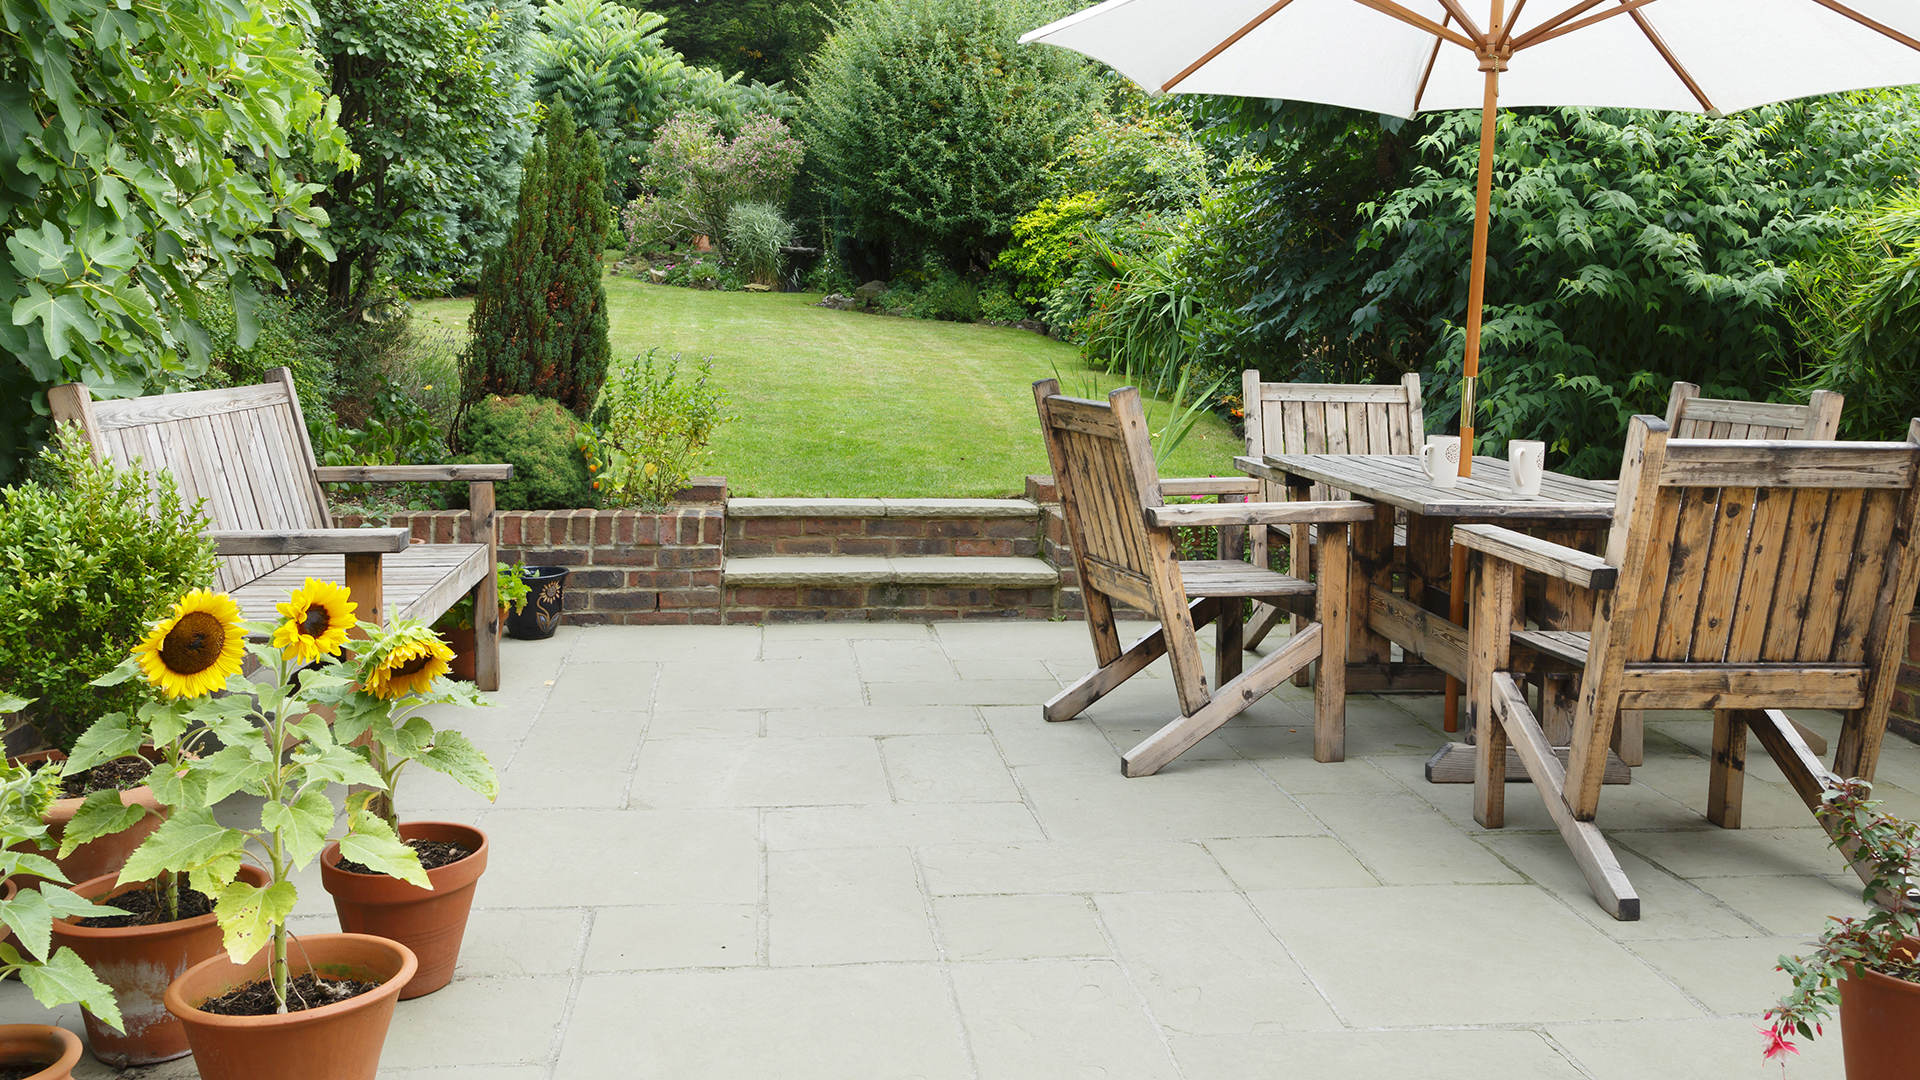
[453,395,598,510]
[461,102,612,418]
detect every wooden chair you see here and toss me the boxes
[49,369,513,690]
[1034,379,1372,777]
[1666,381,1844,441]
[1460,415,1920,919]
[1239,373,1425,649]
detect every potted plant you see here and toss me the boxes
[0,695,127,1079]
[313,624,498,998]
[103,584,433,1080]
[506,564,570,640]
[435,562,531,682]
[1764,778,1920,1078]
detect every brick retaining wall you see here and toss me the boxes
[1893,613,1920,744]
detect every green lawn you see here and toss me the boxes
[418,277,1239,497]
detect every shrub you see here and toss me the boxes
[580,350,727,507]
[0,427,216,749]
[977,281,1030,323]
[636,112,805,247]
[453,395,598,509]
[196,290,337,411]
[801,0,1097,267]
[462,102,612,418]
[725,202,795,286]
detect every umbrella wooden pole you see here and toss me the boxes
[1444,55,1503,733]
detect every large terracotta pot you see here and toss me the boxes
[319,821,487,999]
[1839,939,1920,1080]
[164,933,416,1080]
[10,749,165,885]
[50,864,272,1066]
[0,1025,82,1080]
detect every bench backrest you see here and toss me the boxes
[1664,381,1844,442]
[1033,380,1187,624]
[1243,373,1424,499]
[48,370,330,591]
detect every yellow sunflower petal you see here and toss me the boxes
[363,632,455,700]
[133,590,247,700]
[273,578,358,664]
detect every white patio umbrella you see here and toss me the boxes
[1022,0,1920,727]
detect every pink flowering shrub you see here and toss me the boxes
[623,111,804,251]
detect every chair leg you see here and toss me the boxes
[1123,623,1322,777]
[1613,709,1645,767]
[1473,681,1508,829]
[1313,525,1349,763]
[1707,709,1747,829]
[471,480,501,692]
[1243,603,1286,651]
[1289,522,1313,685]
[1216,600,1244,684]
[1046,600,1216,723]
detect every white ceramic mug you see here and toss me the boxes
[1508,440,1546,496]
[1421,435,1461,489]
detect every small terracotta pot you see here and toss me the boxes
[1840,939,1920,1080]
[319,821,487,999]
[0,1024,82,1080]
[444,625,477,682]
[164,933,416,1080]
[9,749,166,886]
[50,864,272,1066]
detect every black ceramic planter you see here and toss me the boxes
[506,566,569,640]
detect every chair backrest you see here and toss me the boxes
[1032,380,1187,625]
[1590,416,1920,708]
[48,370,331,591]
[1243,373,1424,499]
[1664,381,1844,441]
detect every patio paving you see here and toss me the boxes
[11,620,1914,1077]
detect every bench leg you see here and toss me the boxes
[345,553,385,628]
[471,480,501,692]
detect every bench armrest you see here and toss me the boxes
[1147,500,1374,528]
[312,464,513,483]
[210,528,412,556]
[1453,524,1617,590]
[1159,476,1260,498]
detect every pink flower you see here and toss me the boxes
[1760,1021,1799,1061]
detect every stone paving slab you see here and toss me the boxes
[5,621,1906,1078]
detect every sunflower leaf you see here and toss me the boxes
[118,805,246,887]
[294,740,384,790]
[58,790,149,858]
[63,713,145,774]
[19,947,124,1033]
[212,878,296,964]
[38,885,125,922]
[197,743,272,804]
[260,786,335,870]
[87,656,141,688]
[0,887,52,961]
[412,730,498,801]
[0,850,65,884]
[337,810,429,889]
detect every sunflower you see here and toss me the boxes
[362,628,455,701]
[271,579,357,662]
[133,591,247,700]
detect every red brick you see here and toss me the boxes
[774,538,834,555]
[598,548,659,567]
[688,569,723,587]
[836,539,891,556]
[803,518,865,537]
[629,610,691,625]
[1025,474,1058,503]
[723,608,769,625]
[498,515,521,546]
[699,514,724,545]
[954,539,1013,557]
[865,519,927,538]
[741,518,787,538]
[679,514,707,545]
[688,610,724,625]
[596,589,659,612]
[593,514,614,545]
[728,539,774,556]
[658,586,723,609]
[986,519,1038,539]
[575,511,599,545]
[801,587,864,608]
[728,586,802,607]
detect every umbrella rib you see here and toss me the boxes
[1626,4,1715,111]
[1413,10,1454,111]
[1434,0,1486,43]
[1807,0,1920,53]
[1349,0,1480,52]
[1508,0,1606,48]
[1160,0,1303,93]
[1493,0,1531,49]
[1512,0,1661,50]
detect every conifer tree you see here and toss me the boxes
[461,101,611,417]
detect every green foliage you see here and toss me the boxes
[882,273,981,323]
[295,0,536,308]
[1764,780,1920,1058]
[801,0,1099,268]
[725,203,796,286]
[632,112,806,247]
[0,429,215,749]
[1000,192,1111,309]
[639,0,828,86]
[0,0,351,480]
[432,562,532,632]
[195,291,337,413]
[462,103,612,416]
[580,350,727,507]
[1785,187,1920,440]
[977,280,1030,324]
[455,396,599,509]
[0,750,125,1030]
[89,607,494,1012]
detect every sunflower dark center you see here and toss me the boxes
[160,611,226,676]
[392,654,433,678]
[300,606,331,637]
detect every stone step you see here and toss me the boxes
[724,555,1059,588]
[727,498,1038,519]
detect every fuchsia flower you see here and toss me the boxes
[1760,1020,1799,1061]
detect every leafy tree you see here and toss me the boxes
[801,0,1099,271]
[0,0,350,479]
[296,0,537,309]
[636,0,828,86]
[461,103,612,417]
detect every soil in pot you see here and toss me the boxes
[320,822,487,999]
[165,932,415,1080]
[198,973,379,1016]
[10,749,165,885]
[52,865,272,1066]
[0,1025,81,1080]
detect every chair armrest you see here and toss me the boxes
[1160,476,1260,498]
[210,529,412,556]
[1147,500,1373,528]
[1453,524,1617,590]
[313,464,513,483]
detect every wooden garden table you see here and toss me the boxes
[1234,453,1623,783]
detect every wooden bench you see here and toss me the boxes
[1460,414,1920,919]
[49,369,512,690]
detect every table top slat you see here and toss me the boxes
[1239,454,1617,520]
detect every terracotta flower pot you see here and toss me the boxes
[164,933,416,1080]
[443,607,506,683]
[319,822,487,999]
[0,1024,82,1080]
[49,864,272,1066]
[9,749,166,886]
[1840,939,1920,1080]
